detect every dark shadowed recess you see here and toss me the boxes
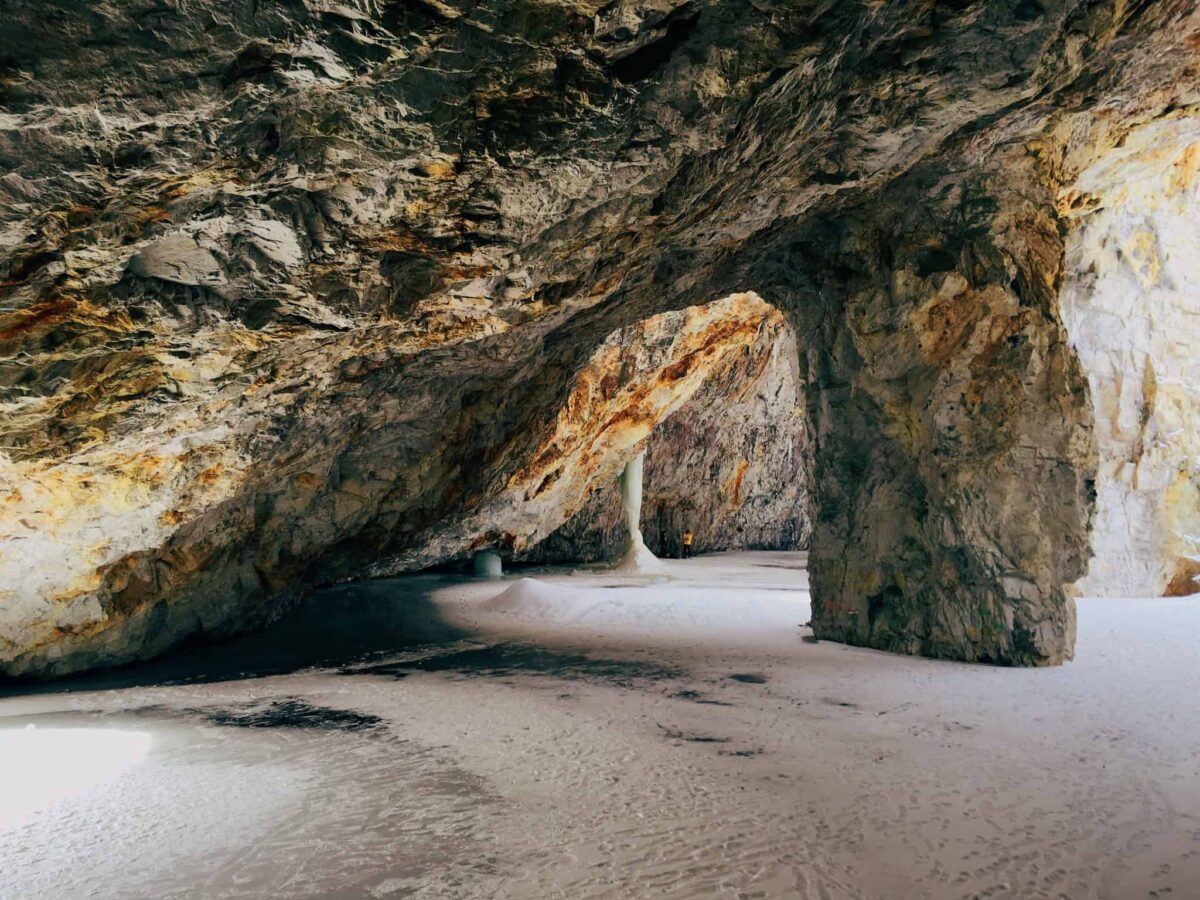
[0,577,466,697]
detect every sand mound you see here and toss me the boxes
[482,578,582,617]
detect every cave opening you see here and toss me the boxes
[515,293,812,571]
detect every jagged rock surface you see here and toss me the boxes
[1060,119,1200,598]
[525,319,809,563]
[2,0,1199,675]
[360,292,788,575]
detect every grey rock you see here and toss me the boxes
[127,234,225,287]
[1,0,1198,676]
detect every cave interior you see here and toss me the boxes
[0,0,1197,680]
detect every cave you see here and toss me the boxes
[520,296,810,566]
[2,0,1200,896]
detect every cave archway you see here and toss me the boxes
[518,295,810,567]
[366,292,812,571]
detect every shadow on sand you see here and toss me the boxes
[350,643,683,687]
[0,577,468,698]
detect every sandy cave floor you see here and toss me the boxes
[1,551,1198,899]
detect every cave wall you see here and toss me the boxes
[0,291,781,677]
[1060,116,1200,597]
[524,316,809,563]
[2,0,1199,676]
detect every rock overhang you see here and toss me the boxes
[1,0,1199,675]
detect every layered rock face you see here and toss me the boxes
[2,0,1199,675]
[0,287,781,676]
[525,318,809,563]
[362,292,790,574]
[1060,118,1200,598]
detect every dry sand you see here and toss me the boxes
[1,552,1197,898]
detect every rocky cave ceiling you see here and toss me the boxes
[1,0,1198,677]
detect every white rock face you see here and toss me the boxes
[1061,117,1200,596]
[128,234,225,286]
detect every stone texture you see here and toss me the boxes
[525,318,809,563]
[1060,117,1200,598]
[2,0,1199,675]
[783,166,1097,665]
